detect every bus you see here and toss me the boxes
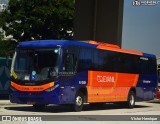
[0,57,12,95]
[9,40,158,111]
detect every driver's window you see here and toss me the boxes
[64,54,74,72]
[63,46,79,73]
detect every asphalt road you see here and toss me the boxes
[0,98,160,124]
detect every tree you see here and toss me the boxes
[0,30,17,57]
[0,39,17,57]
[0,30,3,41]
[0,0,75,42]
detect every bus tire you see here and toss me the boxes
[126,91,136,108]
[33,104,45,111]
[73,92,84,112]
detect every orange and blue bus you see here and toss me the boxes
[9,40,157,111]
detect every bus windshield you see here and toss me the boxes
[11,48,60,81]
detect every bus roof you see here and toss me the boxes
[17,40,155,58]
[17,40,97,49]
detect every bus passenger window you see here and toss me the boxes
[78,48,92,72]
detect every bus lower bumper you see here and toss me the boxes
[10,91,61,105]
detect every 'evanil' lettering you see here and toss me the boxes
[97,76,115,83]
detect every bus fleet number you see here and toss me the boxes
[79,81,86,85]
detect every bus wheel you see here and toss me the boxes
[73,92,84,112]
[33,104,45,111]
[126,91,135,108]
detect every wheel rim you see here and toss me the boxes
[76,96,83,106]
[130,95,134,105]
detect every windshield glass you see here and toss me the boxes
[11,48,60,81]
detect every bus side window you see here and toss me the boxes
[139,58,149,74]
[125,58,132,73]
[64,53,74,72]
[149,58,156,74]
[78,48,92,72]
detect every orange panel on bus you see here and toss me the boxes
[87,71,139,103]
[11,81,54,92]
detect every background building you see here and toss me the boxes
[74,0,124,47]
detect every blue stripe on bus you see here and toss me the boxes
[143,53,156,58]
[17,40,97,49]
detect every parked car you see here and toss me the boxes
[156,83,160,99]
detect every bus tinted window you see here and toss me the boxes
[78,47,92,72]
[64,46,79,72]
[92,49,99,70]
[149,58,157,74]
[77,46,157,75]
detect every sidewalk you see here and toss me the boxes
[0,100,15,105]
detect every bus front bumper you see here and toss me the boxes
[9,91,61,105]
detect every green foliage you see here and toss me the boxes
[0,28,17,57]
[0,39,17,57]
[0,30,3,41]
[0,0,75,42]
